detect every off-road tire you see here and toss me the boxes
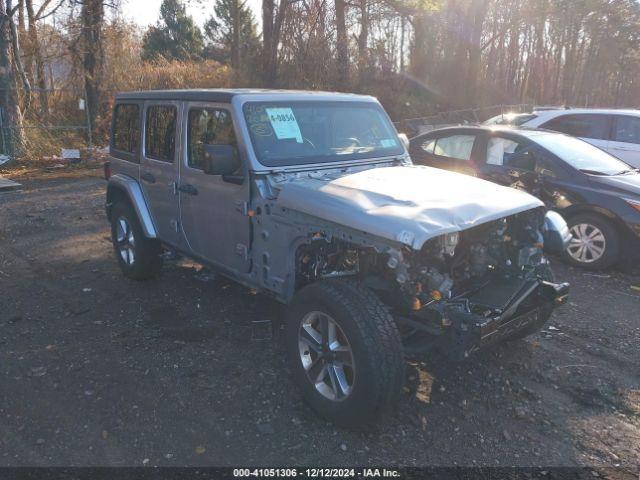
[286,279,405,427]
[110,201,163,280]
[563,213,620,270]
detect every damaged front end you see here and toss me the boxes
[388,208,570,358]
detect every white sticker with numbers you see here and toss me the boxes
[265,108,303,143]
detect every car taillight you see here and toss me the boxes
[104,161,111,180]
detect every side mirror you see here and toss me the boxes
[398,133,410,150]
[202,144,240,176]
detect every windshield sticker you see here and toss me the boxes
[380,138,397,148]
[265,108,303,143]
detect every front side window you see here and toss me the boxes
[112,104,140,155]
[487,137,526,166]
[420,138,436,154]
[243,101,403,167]
[613,116,640,144]
[541,114,610,140]
[432,134,475,161]
[188,108,237,170]
[145,105,177,162]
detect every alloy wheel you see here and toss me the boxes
[115,216,136,266]
[298,311,355,401]
[567,223,606,264]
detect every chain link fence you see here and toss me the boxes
[394,104,534,138]
[0,88,94,167]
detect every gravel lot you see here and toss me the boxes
[0,167,639,471]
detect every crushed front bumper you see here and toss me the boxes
[403,276,570,358]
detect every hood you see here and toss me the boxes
[276,165,544,249]
[588,172,640,197]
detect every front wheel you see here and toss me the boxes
[563,213,620,270]
[286,280,405,427]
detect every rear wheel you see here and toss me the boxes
[286,279,405,427]
[110,202,163,280]
[563,213,620,270]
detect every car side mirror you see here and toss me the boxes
[202,144,241,176]
[398,133,410,150]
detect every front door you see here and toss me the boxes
[140,102,182,247]
[478,134,541,193]
[178,103,251,273]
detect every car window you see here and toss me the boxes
[420,138,436,154]
[243,101,403,167]
[432,134,475,160]
[145,105,177,162]
[487,137,522,165]
[541,114,610,140]
[613,116,640,144]
[188,108,237,170]
[112,104,140,155]
[487,136,533,169]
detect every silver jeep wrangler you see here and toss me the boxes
[105,89,570,426]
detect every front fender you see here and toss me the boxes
[106,174,157,238]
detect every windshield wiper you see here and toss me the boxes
[579,169,608,176]
[612,168,639,176]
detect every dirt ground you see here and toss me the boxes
[0,167,639,471]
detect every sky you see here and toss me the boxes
[123,0,263,29]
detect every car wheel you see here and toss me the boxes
[110,202,163,280]
[563,213,620,270]
[286,279,405,427]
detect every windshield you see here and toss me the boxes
[243,101,404,167]
[484,113,537,126]
[532,133,633,175]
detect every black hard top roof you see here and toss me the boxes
[114,88,365,103]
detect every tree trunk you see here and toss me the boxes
[334,0,348,89]
[262,0,276,86]
[81,0,103,137]
[25,0,46,116]
[0,0,25,157]
[357,0,368,84]
[231,0,241,81]
[409,9,428,81]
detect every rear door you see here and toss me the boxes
[609,115,640,168]
[410,131,479,175]
[539,113,611,151]
[140,101,183,247]
[178,103,251,273]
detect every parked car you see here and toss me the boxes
[409,125,640,269]
[105,90,569,426]
[484,108,640,168]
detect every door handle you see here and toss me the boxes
[178,184,198,196]
[141,172,156,184]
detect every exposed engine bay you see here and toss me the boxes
[296,207,569,357]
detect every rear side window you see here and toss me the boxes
[187,108,236,169]
[111,104,140,156]
[145,105,177,162]
[541,114,610,140]
[432,134,475,161]
[613,116,640,144]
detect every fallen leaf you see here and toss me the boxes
[195,446,206,455]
